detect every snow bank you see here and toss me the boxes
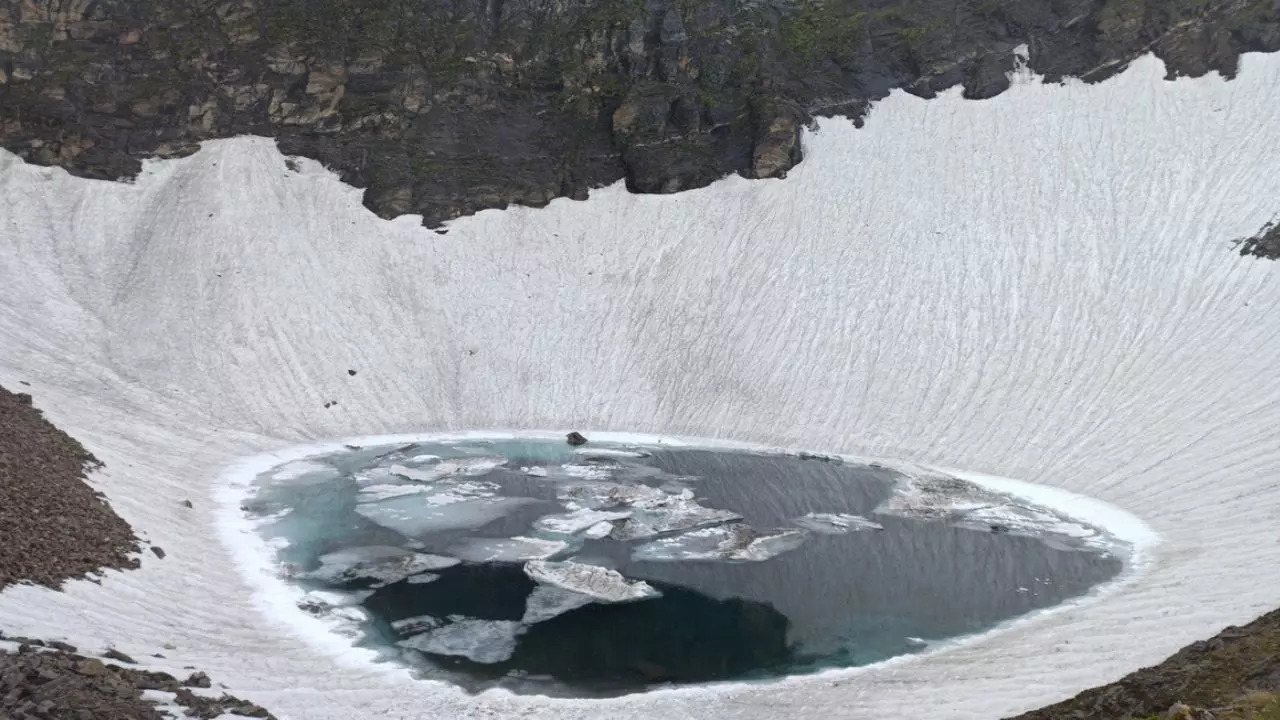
[2,52,1280,720]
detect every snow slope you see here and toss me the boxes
[2,53,1280,719]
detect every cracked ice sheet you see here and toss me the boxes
[632,524,808,562]
[532,508,632,536]
[7,50,1280,720]
[271,459,340,484]
[304,547,460,587]
[396,620,523,664]
[354,495,539,537]
[792,512,885,534]
[449,536,579,563]
[523,561,661,603]
[521,586,596,624]
[876,472,1111,551]
[555,482,741,540]
[388,458,507,482]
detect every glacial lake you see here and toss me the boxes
[243,437,1125,696]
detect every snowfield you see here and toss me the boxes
[2,53,1280,719]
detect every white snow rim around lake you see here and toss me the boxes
[1,52,1279,720]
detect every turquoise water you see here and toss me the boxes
[246,438,1123,696]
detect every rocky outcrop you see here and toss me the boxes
[1007,606,1280,720]
[0,639,275,720]
[1239,218,1280,258]
[1,0,1278,226]
[0,385,139,591]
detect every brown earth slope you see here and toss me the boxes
[0,384,138,590]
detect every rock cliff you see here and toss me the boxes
[1,0,1278,225]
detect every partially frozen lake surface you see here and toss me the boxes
[246,438,1124,695]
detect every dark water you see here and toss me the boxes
[248,438,1124,696]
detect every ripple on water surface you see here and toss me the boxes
[243,438,1126,696]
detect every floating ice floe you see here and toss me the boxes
[556,482,741,540]
[523,560,661,603]
[355,476,500,504]
[271,459,341,484]
[632,524,808,562]
[573,448,651,460]
[388,456,507,483]
[522,466,549,477]
[582,521,616,539]
[521,585,596,624]
[449,536,578,563]
[356,483,434,501]
[557,481,667,509]
[391,614,443,635]
[791,512,884,534]
[532,508,632,536]
[559,463,621,481]
[396,619,524,664]
[295,589,374,615]
[303,546,460,587]
[354,495,539,537]
[953,504,1100,551]
[876,473,1108,550]
[406,572,440,584]
[610,492,743,541]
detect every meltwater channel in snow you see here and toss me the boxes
[245,437,1123,695]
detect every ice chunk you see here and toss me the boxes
[573,448,651,460]
[632,524,808,562]
[304,546,460,586]
[610,495,742,541]
[388,457,507,483]
[388,464,446,482]
[874,472,1000,521]
[296,589,373,615]
[406,572,440,585]
[354,495,538,537]
[523,560,661,603]
[559,463,620,481]
[791,512,884,534]
[877,472,1107,550]
[557,481,668,509]
[532,508,632,536]
[555,481,740,540]
[521,585,595,624]
[397,619,523,664]
[731,528,809,561]
[357,484,434,501]
[582,521,616,539]
[449,536,579,563]
[272,460,340,483]
[953,504,1100,549]
[391,614,443,635]
[522,466,549,477]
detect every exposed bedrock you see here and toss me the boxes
[0,0,1278,226]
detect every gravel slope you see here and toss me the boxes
[0,385,138,590]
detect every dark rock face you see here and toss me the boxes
[1007,607,1280,720]
[0,641,276,720]
[1,1,1277,226]
[1239,218,1280,258]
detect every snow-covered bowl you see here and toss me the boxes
[0,51,1279,720]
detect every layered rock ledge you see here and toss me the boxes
[1,0,1277,226]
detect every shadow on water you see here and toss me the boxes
[364,563,794,694]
